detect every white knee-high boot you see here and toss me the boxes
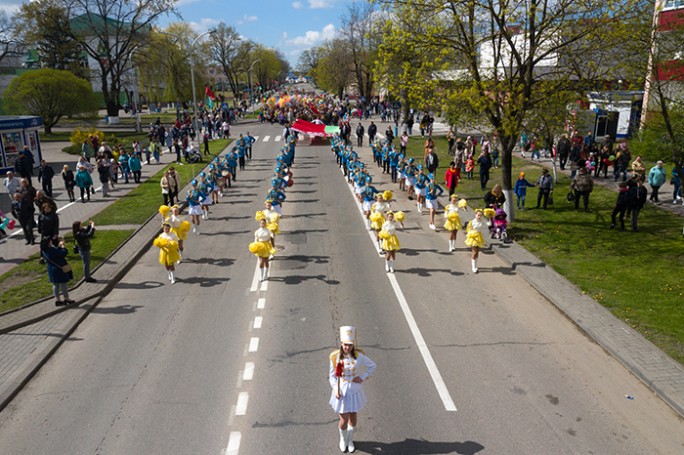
[471,258,478,273]
[339,428,347,452]
[264,266,269,280]
[259,267,265,281]
[347,426,355,452]
[389,260,395,272]
[385,260,390,272]
[169,271,175,284]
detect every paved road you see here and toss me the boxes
[0,122,683,454]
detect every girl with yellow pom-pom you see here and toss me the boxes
[465,209,489,273]
[169,205,191,256]
[443,195,467,252]
[249,217,276,281]
[153,223,181,283]
[370,191,392,254]
[379,211,404,272]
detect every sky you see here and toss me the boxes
[1,0,358,68]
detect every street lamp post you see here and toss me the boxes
[128,45,142,133]
[189,30,214,152]
[248,58,261,107]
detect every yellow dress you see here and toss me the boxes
[464,219,488,248]
[379,221,401,251]
[169,215,191,241]
[154,232,181,266]
[249,227,276,258]
[443,205,462,231]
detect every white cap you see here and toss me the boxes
[339,326,356,344]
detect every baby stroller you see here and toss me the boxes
[490,208,510,242]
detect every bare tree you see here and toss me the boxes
[210,23,254,107]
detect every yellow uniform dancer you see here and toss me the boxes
[378,211,404,272]
[153,223,181,283]
[465,209,489,273]
[169,205,191,257]
[443,195,468,252]
[249,218,276,281]
[370,191,392,254]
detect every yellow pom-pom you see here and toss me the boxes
[457,199,468,209]
[267,222,280,234]
[153,236,168,248]
[168,240,179,250]
[248,242,261,254]
[484,208,496,218]
[268,212,281,223]
[255,210,266,221]
[447,211,460,222]
[370,211,384,223]
[383,190,393,201]
[378,230,390,240]
[159,205,170,216]
[394,211,405,222]
[179,220,191,232]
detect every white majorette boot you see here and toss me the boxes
[259,267,265,281]
[169,271,175,284]
[385,260,390,272]
[365,218,371,230]
[339,428,347,452]
[264,267,269,280]
[389,260,395,273]
[347,426,355,452]
[471,259,478,273]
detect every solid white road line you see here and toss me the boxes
[235,392,249,416]
[387,273,457,411]
[250,262,260,292]
[342,166,458,412]
[263,135,271,142]
[253,316,263,329]
[248,337,259,352]
[257,297,266,310]
[225,431,241,455]
[243,362,255,381]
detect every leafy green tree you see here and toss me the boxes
[297,48,321,77]
[377,0,648,218]
[339,2,382,101]
[312,39,354,98]
[3,68,98,133]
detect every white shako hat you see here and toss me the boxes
[339,326,356,344]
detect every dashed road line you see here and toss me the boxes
[225,431,241,455]
[243,362,255,381]
[248,337,259,352]
[235,392,249,416]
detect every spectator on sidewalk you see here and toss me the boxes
[557,134,571,170]
[34,190,57,214]
[118,149,131,183]
[14,148,33,187]
[672,161,683,204]
[75,164,93,203]
[73,220,97,282]
[41,237,74,306]
[631,155,646,179]
[368,121,377,144]
[61,165,76,202]
[425,147,439,175]
[570,164,594,211]
[477,149,492,190]
[356,122,364,147]
[444,161,461,197]
[484,184,506,208]
[167,166,181,206]
[648,160,666,204]
[614,143,631,182]
[37,201,60,249]
[37,159,55,198]
[96,156,110,197]
[10,191,35,245]
[129,152,142,183]
[3,171,20,201]
[81,138,93,162]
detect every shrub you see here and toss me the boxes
[70,128,104,147]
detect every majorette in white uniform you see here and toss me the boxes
[329,326,376,453]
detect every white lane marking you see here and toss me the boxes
[257,298,266,309]
[260,280,268,291]
[243,362,255,381]
[377,133,385,139]
[235,392,249,416]
[252,136,259,141]
[250,262,260,292]
[225,431,241,455]
[275,135,281,142]
[248,337,259,352]
[342,165,457,412]
[263,135,271,142]
[253,316,263,329]
[387,273,457,411]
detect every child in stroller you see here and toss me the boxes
[490,207,509,241]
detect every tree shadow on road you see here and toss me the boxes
[271,274,340,285]
[91,304,143,314]
[177,276,230,287]
[396,267,463,277]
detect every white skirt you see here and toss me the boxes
[426,199,437,209]
[354,185,364,194]
[405,178,414,188]
[188,205,202,216]
[362,200,372,211]
[329,387,367,414]
[417,187,427,196]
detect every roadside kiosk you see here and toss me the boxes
[0,116,43,174]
